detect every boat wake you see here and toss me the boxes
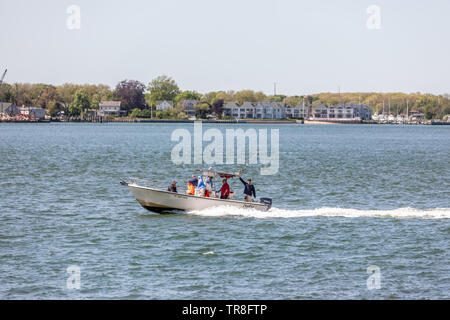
[187,206,450,219]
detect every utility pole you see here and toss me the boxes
[274,82,277,96]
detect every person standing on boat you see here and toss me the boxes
[196,176,206,196]
[205,176,214,197]
[168,181,177,193]
[239,177,256,202]
[186,175,197,195]
[219,179,230,199]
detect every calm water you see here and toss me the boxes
[0,123,449,299]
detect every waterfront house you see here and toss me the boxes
[285,103,305,119]
[241,102,256,119]
[272,102,286,119]
[98,101,125,117]
[82,109,98,120]
[222,101,290,120]
[156,100,173,111]
[285,104,293,118]
[295,102,309,119]
[222,101,239,118]
[18,106,46,119]
[221,101,308,120]
[264,102,274,119]
[311,103,328,119]
[254,102,265,119]
[179,99,198,118]
[310,103,371,121]
[0,102,20,117]
[409,110,424,121]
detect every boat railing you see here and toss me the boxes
[128,177,165,189]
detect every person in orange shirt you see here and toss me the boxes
[186,176,197,195]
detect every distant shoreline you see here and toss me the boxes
[1,118,449,125]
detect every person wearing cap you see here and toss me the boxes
[239,177,256,202]
[168,181,177,193]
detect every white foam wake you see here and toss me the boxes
[187,206,450,219]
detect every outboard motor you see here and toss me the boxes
[259,197,272,209]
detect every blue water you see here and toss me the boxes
[0,123,449,299]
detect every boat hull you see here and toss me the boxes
[127,184,270,213]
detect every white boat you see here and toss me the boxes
[121,170,272,213]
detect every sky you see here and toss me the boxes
[1,0,449,95]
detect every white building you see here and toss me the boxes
[311,103,371,121]
[254,102,265,119]
[240,101,256,119]
[222,101,288,119]
[18,106,46,119]
[272,102,286,119]
[295,102,309,119]
[222,101,239,118]
[98,101,125,116]
[285,104,307,119]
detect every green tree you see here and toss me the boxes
[147,75,180,103]
[56,84,79,112]
[0,83,16,102]
[129,108,142,118]
[91,93,101,109]
[424,104,434,120]
[215,91,235,102]
[194,102,211,119]
[175,90,202,106]
[202,91,219,104]
[69,89,90,116]
[46,100,59,117]
[267,95,286,102]
[234,90,258,104]
[284,96,302,106]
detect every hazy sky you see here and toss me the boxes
[1,0,449,95]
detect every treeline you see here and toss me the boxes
[1,75,449,119]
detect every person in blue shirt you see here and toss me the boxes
[196,176,206,196]
[188,175,198,188]
[239,177,256,202]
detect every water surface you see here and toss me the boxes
[0,123,449,299]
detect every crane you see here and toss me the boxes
[0,69,7,85]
